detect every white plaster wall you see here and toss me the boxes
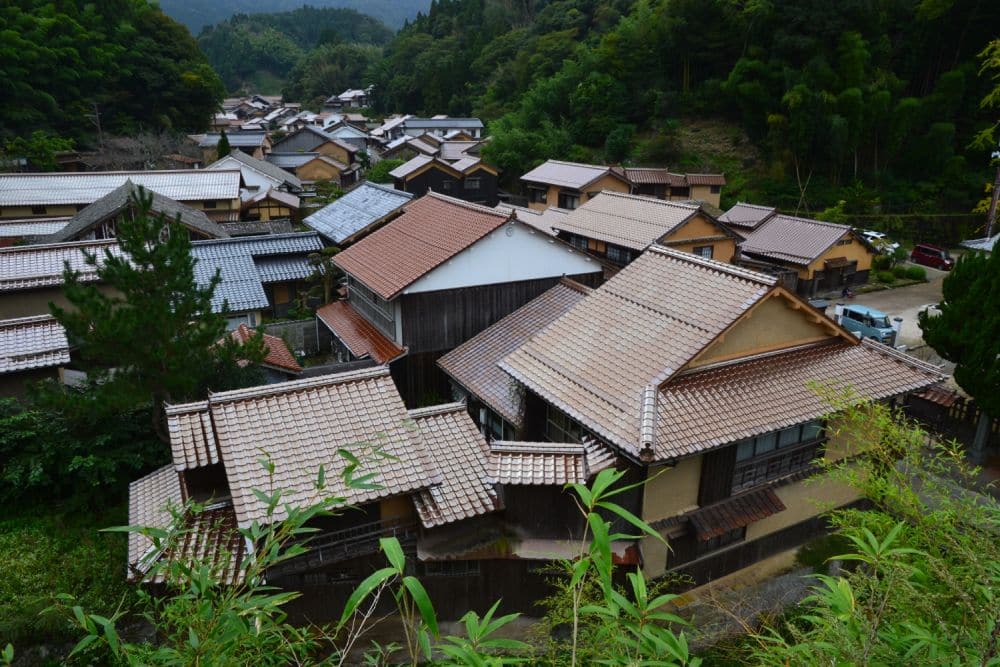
[403,222,599,294]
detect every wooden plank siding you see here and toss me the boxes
[697,445,737,506]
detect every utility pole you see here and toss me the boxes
[985,142,1000,238]
[88,102,105,152]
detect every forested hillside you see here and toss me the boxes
[369,0,999,216]
[0,0,223,141]
[197,7,392,93]
[160,0,430,33]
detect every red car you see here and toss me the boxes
[910,243,954,270]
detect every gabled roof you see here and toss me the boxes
[438,279,591,427]
[439,141,481,161]
[303,181,413,244]
[0,170,241,207]
[654,339,943,460]
[271,126,359,155]
[316,301,405,364]
[403,118,484,130]
[208,151,302,190]
[623,168,685,187]
[49,182,229,243]
[242,188,300,211]
[551,191,705,251]
[164,367,441,528]
[487,439,617,485]
[196,132,268,148]
[496,204,567,236]
[227,323,302,374]
[499,247,779,457]
[0,239,121,292]
[408,403,501,528]
[0,315,70,374]
[718,202,777,232]
[332,192,512,300]
[389,154,462,180]
[520,160,629,190]
[190,233,322,313]
[740,214,862,266]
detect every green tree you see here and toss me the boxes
[50,189,265,442]
[2,131,74,172]
[366,158,404,183]
[918,250,1000,461]
[216,129,231,159]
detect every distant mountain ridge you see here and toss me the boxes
[159,0,431,33]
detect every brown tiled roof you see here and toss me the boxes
[486,440,619,485]
[624,168,685,186]
[166,401,216,471]
[332,192,512,299]
[408,403,501,528]
[718,202,777,231]
[495,204,567,236]
[164,367,441,527]
[654,339,943,460]
[127,467,246,584]
[740,214,859,266]
[520,160,630,190]
[0,315,70,374]
[229,323,302,373]
[657,487,785,538]
[437,279,591,426]
[316,301,405,364]
[127,465,182,575]
[913,383,961,407]
[551,191,703,251]
[685,173,727,186]
[500,246,776,457]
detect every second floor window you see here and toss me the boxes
[31,205,47,215]
[558,192,580,210]
[693,245,713,259]
[528,187,547,204]
[203,200,217,209]
[606,244,634,265]
[731,420,824,493]
[546,405,590,443]
[464,177,481,190]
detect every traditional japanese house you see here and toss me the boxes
[48,182,230,243]
[738,214,875,296]
[492,246,940,583]
[624,168,726,207]
[269,127,359,167]
[327,192,603,404]
[207,151,303,199]
[266,153,360,187]
[549,191,738,267]
[240,188,300,222]
[223,323,303,383]
[192,132,271,162]
[520,160,631,211]
[390,155,500,206]
[717,202,778,239]
[0,315,71,397]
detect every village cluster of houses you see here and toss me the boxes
[0,91,932,620]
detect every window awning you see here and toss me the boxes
[824,256,852,269]
[688,487,786,541]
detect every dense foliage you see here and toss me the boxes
[160,0,430,33]
[197,6,393,93]
[0,0,223,142]
[370,0,998,214]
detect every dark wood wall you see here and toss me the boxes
[398,166,499,206]
[502,486,585,540]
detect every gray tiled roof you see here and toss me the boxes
[0,315,70,374]
[403,118,484,130]
[190,233,323,313]
[0,170,241,207]
[208,151,302,190]
[0,240,122,292]
[303,182,413,244]
[196,132,268,148]
[552,191,701,251]
[0,218,71,238]
[265,152,321,169]
[48,182,229,243]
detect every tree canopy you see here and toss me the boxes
[0,0,223,142]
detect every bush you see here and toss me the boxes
[875,270,896,284]
[872,255,892,271]
[0,509,129,645]
[905,265,927,281]
[891,265,908,279]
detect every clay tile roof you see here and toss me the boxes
[688,488,785,540]
[408,403,502,528]
[316,301,405,364]
[500,246,776,457]
[437,279,591,426]
[520,160,629,190]
[718,202,777,231]
[0,239,121,292]
[654,339,944,460]
[332,192,512,300]
[164,367,441,528]
[486,438,617,485]
[623,168,686,186]
[552,191,702,251]
[127,467,246,584]
[229,323,302,373]
[0,315,70,374]
[740,214,857,266]
[495,204,567,236]
[166,401,216,471]
[685,173,727,186]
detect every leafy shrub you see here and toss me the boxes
[905,266,927,281]
[875,270,896,284]
[795,532,853,571]
[891,265,908,279]
[872,255,892,271]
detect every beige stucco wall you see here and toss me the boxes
[663,214,736,262]
[745,473,860,541]
[0,284,121,319]
[642,456,703,523]
[802,234,874,279]
[317,141,353,165]
[667,238,737,262]
[0,205,79,219]
[687,294,836,368]
[526,174,630,211]
[689,184,721,208]
[297,159,342,183]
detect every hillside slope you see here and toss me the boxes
[160,0,430,33]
